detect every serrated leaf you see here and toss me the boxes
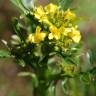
[0,50,11,58]
[18,72,38,87]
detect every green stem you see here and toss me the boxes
[33,82,56,96]
[33,87,48,96]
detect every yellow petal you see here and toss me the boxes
[27,34,34,43]
[54,34,60,40]
[48,33,53,40]
[64,9,76,20]
[71,27,81,43]
[36,26,41,33]
[34,33,46,43]
[49,25,58,34]
[34,26,46,43]
[59,26,65,33]
[64,28,71,36]
[34,6,46,20]
[45,3,58,13]
[41,33,46,40]
[49,25,61,40]
[72,31,81,43]
[36,6,45,15]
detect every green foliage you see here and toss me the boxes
[0,50,12,58]
[8,91,17,96]
[89,49,96,65]
[17,59,26,67]
[11,0,74,12]
[80,72,92,84]
[18,72,38,87]
[12,17,26,41]
[10,0,28,13]
[58,0,73,10]
[10,0,37,13]
[1,0,96,96]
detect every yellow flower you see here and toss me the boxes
[71,27,81,43]
[34,6,47,21]
[27,26,46,43]
[45,3,58,14]
[64,28,72,36]
[27,34,34,43]
[68,27,81,43]
[34,6,45,20]
[34,26,46,43]
[48,25,60,40]
[34,6,51,25]
[64,9,76,20]
[60,64,77,76]
[59,26,65,34]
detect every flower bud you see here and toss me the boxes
[11,35,21,45]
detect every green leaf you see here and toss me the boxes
[10,0,28,13]
[59,0,73,10]
[18,72,38,87]
[61,79,68,95]
[18,72,33,76]
[89,49,96,65]
[12,18,25,41]
[17,59,26,67]
[22,0,37,9]
[89,67,96,75]
[48,85,56,96]
[0,50,11,58]
[66,56,80,65]
[80,72,92,84]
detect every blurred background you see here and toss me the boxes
[0,0,96,96]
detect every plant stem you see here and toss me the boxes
[33,81,56,96]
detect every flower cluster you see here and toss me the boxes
[1,1,95,96]
[10,3,81,79]
[27,3,81,45]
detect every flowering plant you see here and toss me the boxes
[0,0,95,96]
